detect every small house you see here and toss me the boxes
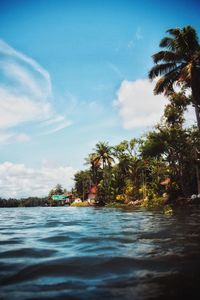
[87,185,97,200]
[52,194,71,206]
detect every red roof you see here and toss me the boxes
[160,178,171,185]
[89,185,97,194]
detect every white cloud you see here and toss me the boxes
[0,88,50,129]
[114,79,168,129]
[0,39,70,142]
[0,161,76,198]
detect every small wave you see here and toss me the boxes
[39,235,72,243]
[0,256,172,286]
[0,238,23,245]
[0,248,57,259]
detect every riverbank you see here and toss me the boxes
[1,194,200,209]
[70,195,200,214]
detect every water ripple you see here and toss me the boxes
[0,207,200,299]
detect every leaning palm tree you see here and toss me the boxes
[93,142,114,169]
[149,26,200,130]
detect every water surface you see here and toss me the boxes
[0,207,200,299]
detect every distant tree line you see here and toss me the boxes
[0,197,48,207]
[0,184,72,207]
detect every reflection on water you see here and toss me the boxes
[0,207,200,299]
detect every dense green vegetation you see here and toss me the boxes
[74,120,199,206]
[74,26,200,207]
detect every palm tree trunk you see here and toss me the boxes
[196,164,200,195]
[194,148,200,194]
[193,101,200,195]
[194,104,200,131]
[192,83,200,193]
[191,77,200,131]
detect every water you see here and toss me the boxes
[0,207,200,299]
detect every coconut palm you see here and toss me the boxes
[93,142,114,169]
[149,26,200,130]
[85,152,101,185]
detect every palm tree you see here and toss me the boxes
[85,152,101,185]
[149,26,200,130]
[93,142,114,169]
[90,142,115,203]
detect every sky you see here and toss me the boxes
[0,0,199,198]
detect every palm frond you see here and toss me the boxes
[159,37,176,50]
[149,63,177,79]
[152,50,183,63]
[154,67,181,95]
[93,156,101,167]
[154,76,173,95]
[183,26,199,50]
[167,28,182,38]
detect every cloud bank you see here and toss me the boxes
[114,79,168,129]
[0,161,76,198]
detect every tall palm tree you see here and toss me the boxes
[93,142,114,169]
[85,153,101,185]
[149,26,200,130]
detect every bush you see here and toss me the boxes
[141,196,165,208]
[71,201,90,207]
[116,194,125,202]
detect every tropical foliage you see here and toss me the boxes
[74,90,200,205]
[149,26,200,193]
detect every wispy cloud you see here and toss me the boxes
[0,39,71,143]
[107,62,124,79]
[135,26,143,40]
[0,39,51,93]
[0,87,50,129]
[0,131,31,144]
[128,40,135,49]
[128,26,143,49]
[40,115,67,126]
[1,61,48,99]
[41,120,72,135]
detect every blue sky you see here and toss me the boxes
[0,0,199,198]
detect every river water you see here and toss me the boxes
[0,207,200,299]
